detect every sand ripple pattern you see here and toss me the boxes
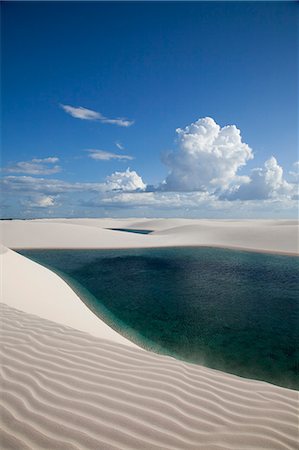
[1,303,298,450]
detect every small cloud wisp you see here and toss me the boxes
[60,104,134,127]
[87,149,134,161]
[3,157,61,175]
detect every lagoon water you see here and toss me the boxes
[19,247,299,389]
[106,228,153,234]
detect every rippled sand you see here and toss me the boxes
[1,218,298,449]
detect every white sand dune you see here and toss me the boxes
[1,246,136,347]
[0,220,158,249]
[1,218,298,254]
[1,302,298,450]
[1,219,298,449]
[150,223,298,254]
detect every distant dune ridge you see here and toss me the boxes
[1,218,298,254]
[1,219,298,449]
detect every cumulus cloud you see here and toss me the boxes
[87,149,134,161]
[22,194,57,208]
[1,115,297,218]
[1,168,146,197]
[99,191,213,209]
[226,157,296,200]
[2,174,297,219]
[289,161,299,180]
[104,168,146,192]
[60,104,134,127]
[86,190,297,219]
[162,117,253,193]
[3,157,61,175]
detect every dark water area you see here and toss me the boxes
[106,228,153,234]
[18,247,299,389]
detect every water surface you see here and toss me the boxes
[19,247,299,389]
[106,228,153,234]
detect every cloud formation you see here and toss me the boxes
[3,157,61,175]
[289,161,299,181]
[1,175,111,198]
[162,117,253,193]
[1,168,146,197]
[87,149,134,161]
[1,116,297,218]
[104,168,146,192]
[23,195,57,208]
[115,141,125,150]
[60,104,134,127]
[226,157,297,200]
[99,191,212,209]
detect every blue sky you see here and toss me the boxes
[1,1,298,218]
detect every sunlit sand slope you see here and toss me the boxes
[1,219,298,254]
[1,303,298,450]
[1,246,137,347]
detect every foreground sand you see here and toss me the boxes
[1,303,298,450]
[1,219,298,449]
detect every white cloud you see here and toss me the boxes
[85,190,297,219]
[226,157,296,200]
[289,161,299,180]
[87,149,134,161]
[1,168,146,196]
[101,117,134,127]
[1,176,104,195]
[3,157,61,175]
[104,168,146,192]
[162,117,253,193]
[2,172,297,219]
[60,104,134,127]
[60,105,101,120]
[34,195,56,207]
[1,115,297,218]
[22,194,57,208]
[100,191,212,209]
[33,157,59,163]
[115,141,125,150]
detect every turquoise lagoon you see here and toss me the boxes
[18,247,299,389]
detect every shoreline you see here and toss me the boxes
[2,218,298,256]
[1,246,138,347]
[1,218,298,449]
[17,244,299,390]
[12,243,299,257]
